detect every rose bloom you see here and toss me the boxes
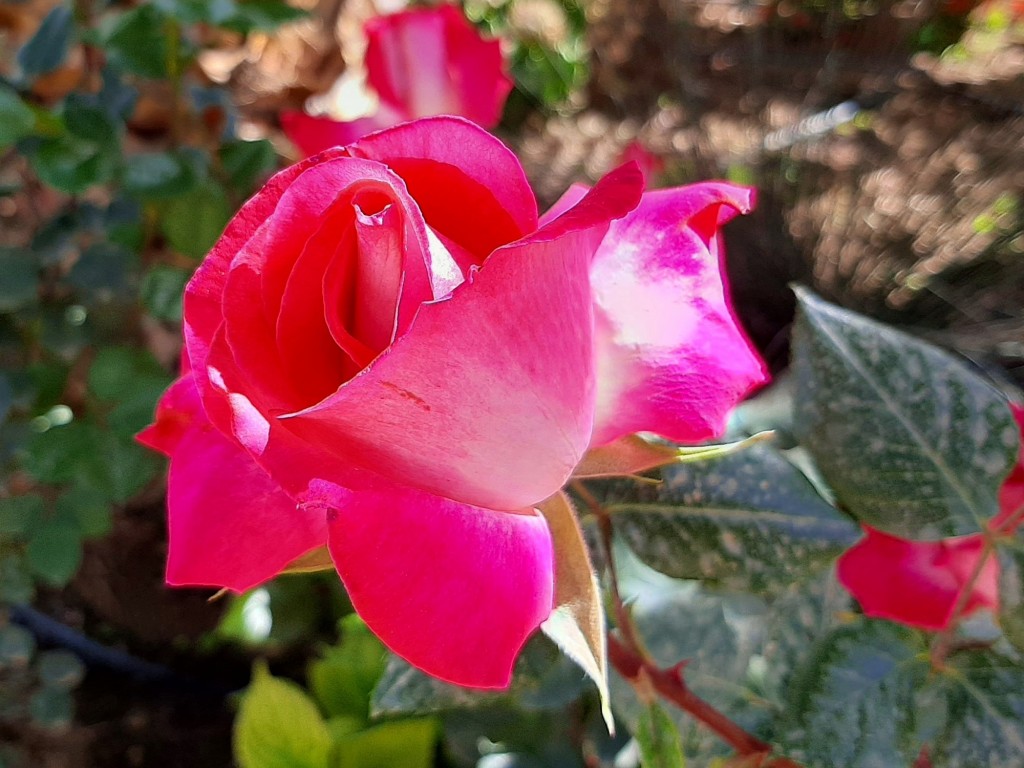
[837,404,1024,631]
[139,117,766,687]
[282,5,511,157]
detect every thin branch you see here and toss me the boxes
[571,479,798,766]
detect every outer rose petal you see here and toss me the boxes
[326,484,553,688]
[282,164,643,511]
[281,107,407,158]
[584,182,768,445]
[364,6,511,128]
[837,527,1000,631]
[139,376,328,592]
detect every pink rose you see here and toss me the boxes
[282,5,512,157]
[837,404,1024,630]
[139,117,766,688]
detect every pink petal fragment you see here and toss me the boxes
[136,375,205,456]
[837,527,1000,631]
[326,484,553,688]
[282,164,644,511]
[365,6,511,128]
[587,182,768,446]
[281,108,405,158]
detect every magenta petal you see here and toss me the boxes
[166,415,327,593]
[326,484,553,688]
[136,374,205,456]
[281,109,405,158]
[283,164,644,511]
[346,116,538,243]
[837,527,999,631]
[588,182,768,446]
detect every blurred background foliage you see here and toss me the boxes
[0,0,1023,766]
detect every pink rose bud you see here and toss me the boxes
[139,117,766,688]
[282,5,513,157]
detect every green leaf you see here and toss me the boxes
[29,130,119,194]
[308,615,386,722]
[233,663,331,768]
[28,688,74,730]
[220,138,277,192]
[635,701,686,768]
[0,552,34,604]
[0,624,36,668]
[997,545,1024,653]
[55,487,111,538]
[140,265,189,322]
[0,87,36,149]
[595,443,858,593]
[778,620,930,768]
[26,520,83,586]
[23,422,95,485]
[160,181,231,259]
[103,5,171,79]
[122,151,198,200]
[225,0,308,32]
[931,652,1024,767]
[36,650,85,690]
[792,288,1019,538]
[153,0,238,25]
[0,248,39,313]
[0,494,44,536]
[17,5,74,77]
[371,636,588,718]
[332,718,437,768]
[68,242,134,297]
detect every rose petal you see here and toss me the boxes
[281,107,405,158]
[281,164,643,511]
[365,6,511,128]
[136,374,205,456]
[585,182,768,446]
[346,116,537,258]
[139,376,328,592]
[326,483,553,688]
[837,526,1000,631]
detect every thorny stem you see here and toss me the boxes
[570,480,797,767]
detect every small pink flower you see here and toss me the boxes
[140,117,765,688]
[837,404,1024,630]
[281,5,512,157]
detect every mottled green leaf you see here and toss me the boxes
[792,288,1019,538]
[779,620,930,768]
[68,243,134,297]
[595,444,857,593]
[371,636,588,718]
[28,688,74,729]
[931,652,1024,768]
[997,545,1024,654]
[17,5,74,77]
[234,663,331,768]
[635,701,686,768]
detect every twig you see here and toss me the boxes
[571,479,797,766]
